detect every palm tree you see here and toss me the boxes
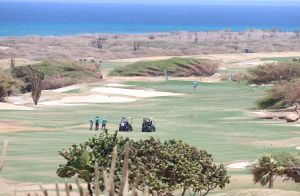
[250,154,284,189]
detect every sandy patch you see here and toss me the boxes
[61,94,136,103]
[225,189,300,196]
[52,85,81,93]
[8,96,32,105]
[39,94,136,106]
[235,60,277,68]
[91,87,184,98]
[296,147,300,150]
[109,51,300,65]
[0,103,33,111]
[252,111,291,120]
[38,100,86,106]
[227,161,254,169]
[0,46,10,50]
[0,121,27,133]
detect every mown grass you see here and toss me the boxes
[261,57,300,63]
[0,81,299,189]
[108,57,218,77]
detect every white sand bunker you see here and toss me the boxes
[61,95,136,103]
[52,85,81,93]
[39,101,86,106]
[0,103,33,111]
[91,87,184,98]
[40,95,136,106]
[296,147,300,150]
[105,83,133,87]
[227,161,254,169]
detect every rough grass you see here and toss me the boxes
[247,62,300,85]
[108,58,218,77]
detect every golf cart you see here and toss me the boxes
[142,118,156,132]
[119,117,133,132]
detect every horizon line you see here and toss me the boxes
[1,0,300,7]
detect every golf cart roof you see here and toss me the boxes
[143,117,154,121]
[121,117,132,119]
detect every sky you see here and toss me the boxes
[1,0,300,6]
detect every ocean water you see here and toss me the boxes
[0,2,300,36]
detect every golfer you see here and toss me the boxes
[102,116,107,130]
[192,81,198,90]
[95,116,100,130]
[89,116,94,130]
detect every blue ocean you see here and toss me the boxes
[0,2,300,36]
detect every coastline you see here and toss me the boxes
[0,24,299,37]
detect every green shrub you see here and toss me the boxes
[272,152,300,166]
[57,132,230,195]
[247,62,300,84]
[0,72,22,101]
[257,79,300,109]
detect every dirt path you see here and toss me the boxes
[110,51,300,64]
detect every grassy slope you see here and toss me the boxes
[109,57,217,77]
[32,61,99,79]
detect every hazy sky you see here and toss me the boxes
[1,0,300,5]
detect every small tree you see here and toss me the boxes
[294,29,300,39]
[29,69,43,105]
[92,36,107,49]
[273,152,300,183]
[10,60,44,104]
[250,155,284,189]
[133,41,141,51]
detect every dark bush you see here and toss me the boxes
[0,85,5,102]
[248,62,300,85]
[42,78,75,90]
[63,65,81,72]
